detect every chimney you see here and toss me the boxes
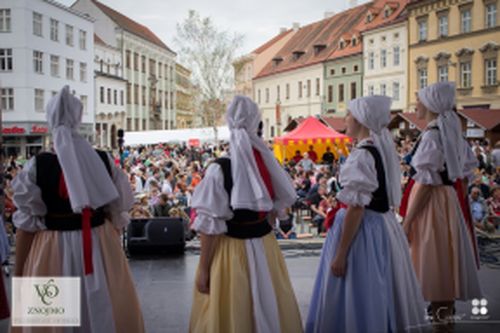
[292,22,300,31]
[279,27,287,34]
[324,11,336,19]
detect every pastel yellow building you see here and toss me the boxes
[408,0,499,109]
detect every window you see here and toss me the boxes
[330,69,335,76]
[141,86,146,106]
[418,19,427,41]
[460,62,472,88]
[52,91,57,97]
[353,65,359,72]
[126,50,131,69]
[1,88,14,110]
[79,30,86,50]
[120,90,124,105]
[66,25,74,46]
[393,46,400,66]
[438,65,449,82]
[80,95,87,114]
[298,81,303,98]
[368,52,375,70]
[394,33,399,39]
[392,82,400,101]
[158,62,162,78]
[350,82,357,100]
[277,85,280,101]
[380,83,387,96]
[50,19,58,41]
[66,59,74,80]
[270,126,275,137]
[33,51,43,74]
[438,14,448,37]
[50,55,59,77]
[107,88,112,104]
[149,59,156,74]
[328,85,333,103]
[316,78,320,96]
[141,55,146,73]
[0,9,11,32]
[0,49,12,71]
[79,62,86,82]
[339,84,344,102]
[486,3,497,28]
[100,86,105,103]
[114,89,118,105]
[381,49,387,68]
[461,9,472,33]
[418,68,428,89]
[307,79,311,97]
[258,89,261,103]
[485,58,497,86]
[384,8,391,18]
[126,83,131,104]
[368,85,374,96]
[341,67,346,74]
[34,89,44,112]
[286,84,290,100]
[33,12,42,36]
[265,88,269,103]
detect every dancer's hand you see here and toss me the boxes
[331,253,347,277]
[196,269,210,294]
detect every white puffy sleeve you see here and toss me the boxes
[411,130,445,185]
[12,158,47,232]
[462,140,478,180]
[106,156,134,229]
[336,148,378,207]
[191,163,233,235]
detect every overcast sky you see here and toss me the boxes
[59,0,368,56]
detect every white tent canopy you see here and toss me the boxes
[124,126,230,146]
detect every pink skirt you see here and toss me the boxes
[405,183,482,302]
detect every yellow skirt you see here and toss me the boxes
[189,233,303,333]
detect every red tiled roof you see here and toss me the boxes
[458,109,500,130]
[321,116,347,132]
[398,112,427,130]
[252,29,295,55]
[255,2,372,79]
[361,0,409,33]
[92,0,175,54]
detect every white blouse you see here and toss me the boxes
[336,138,379,207]
[411,121,478,185]
[12,154,134,232]
[190,163,233,235]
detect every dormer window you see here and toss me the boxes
[384,8,391,18]
[352,37,357,46]
[339,41,345,49]
[313,44,326,55]
[366,13,373,23]
[292,51,305,60]
[273,56,283,66]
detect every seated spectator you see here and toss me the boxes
[307,145,318,163]
[298,152,314,172]
[148,184,161,206]
[275,209,297,240]
[297,171,312,198]
[292,150,302,164]
[323,194,342,231]
[487,186,500,232]
[309,185,328,233]
[469,176,490,199]
[152,194,172,217]
[130,202,153,219]
[470,187,494,232]
[321,147,335,165]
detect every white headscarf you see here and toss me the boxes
[226,95,296,211]
[418,82,463,181]
[348,96,402,207]
[47,86,119,213]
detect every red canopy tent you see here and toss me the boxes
[273,117,351,162]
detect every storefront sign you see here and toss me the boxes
[31,125,48,134]
[466,128,485,138]
[2,126,26,135]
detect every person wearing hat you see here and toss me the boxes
[189,96,303,333]
[402,82,482,331]
[306,96,426,333]
[11,86,144,332]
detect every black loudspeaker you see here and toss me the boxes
[126,218,186,255]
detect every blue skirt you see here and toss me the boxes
[306,208,427,333]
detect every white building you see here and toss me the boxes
[362,4,409,112]
[0,0,94,158]
[94,34,126,149]
[72,0,177,131]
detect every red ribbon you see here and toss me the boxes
[399,179,415,218]
[82,207,93,275]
